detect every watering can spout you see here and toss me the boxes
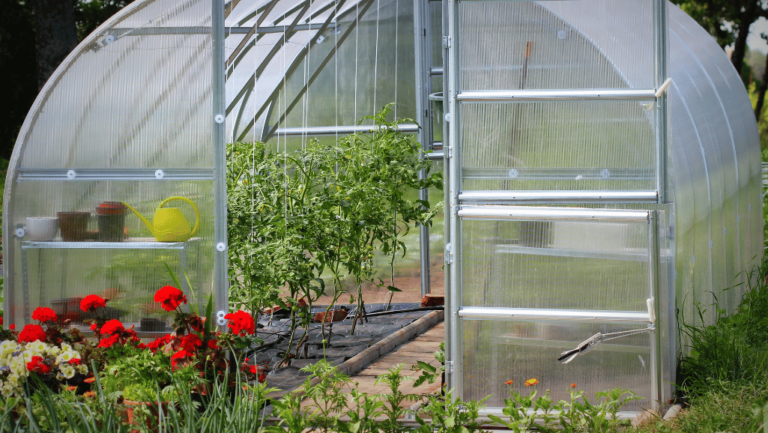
[122,197,200,242]
[122,202,157,237]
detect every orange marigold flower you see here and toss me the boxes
[571,383,576,388]
[66,386,77,391]
[505,379,514,385]
[524,378,539,387]
[84,377,96,384]
[83,391,96,398]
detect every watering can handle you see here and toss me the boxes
[158,196,200,238]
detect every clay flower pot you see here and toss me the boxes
[96,202,127,242]
[57,212,90,241]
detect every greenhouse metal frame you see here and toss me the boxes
[4,0,763,416]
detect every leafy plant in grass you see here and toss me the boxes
[677,260,768,395]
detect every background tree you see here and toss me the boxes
[672,0,768,119]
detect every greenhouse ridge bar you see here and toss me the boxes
[4,0,763,419]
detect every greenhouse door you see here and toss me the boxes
[442,0,670,413]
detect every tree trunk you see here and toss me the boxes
[755,53,768,119]
[731,2,759,76]
[31,0,78,90]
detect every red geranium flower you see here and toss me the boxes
[154,286,187,312]
[147,334,173,352]
[180,334,202,352]
[100,319,125,335]
[96,334,120,348]
[31,307,58,323]
[27,356,50,374]
[207,339,219,350]
[0,315,3,325]
[69,358,82,366]
[90,323,99,332]
[18,324,47,343]
[9,324,15,330]
[171,349,189,370]
[224,311,255,336]
[80,295,106,312]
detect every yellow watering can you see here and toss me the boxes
[122,197,200,242]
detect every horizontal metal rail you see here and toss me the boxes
[272,123,419,136]
[462,167,654,181]
[458,205,651,222]
[430,67,444,76]
[21,238,193,250]
[458,190,659,204]
[17,168,214,181]
[109,23,335,36]
[477,408,641,421]
[494,244,650,262]
[457,88,657,102]
[458,307,651,324]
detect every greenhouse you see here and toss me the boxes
[2,0,762,419]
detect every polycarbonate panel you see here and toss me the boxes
[460,101,655,192]
[6,180,215,327]
[226,0,417,143]
[19,0,214,169]
[461,218,650,311]
[462,320,652,411]
[458,0,653,92]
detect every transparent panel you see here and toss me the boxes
[429,0,442,67]
[429,160,445,295]
[462,320,652,411]
[460,101,655,191]
[20,0,213,169]
[7,180,214,327]
[458,0,653,91]
[461,218,650,311]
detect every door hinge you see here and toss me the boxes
[444,243,454,265]
[442,36,451,49]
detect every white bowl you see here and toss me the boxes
[26,217,59,241]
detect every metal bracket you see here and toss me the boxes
[446,361,454,373]
[442,36,451,49]
[558,326,655,364]
[444,243,454,265]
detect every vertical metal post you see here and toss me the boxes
[653,0,668,204]
[212,0,229,316]
[441,0,452,393]
[414,0,431,297]
[446,0,462,398]
[649,211,663,408]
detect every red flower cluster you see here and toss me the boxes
[18,324,47,343]
[97,334,120,348]
[154,286,187,312]
[224,311,255,336]
[31,307,58,323]
[80,295,106,312]
[181,334,203,352]
[27,356,51,374]
[100,319,125,335]
[171,349,189,371]
[69,358,82,366]
[147,334,173,353]
[0,315,4,326]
